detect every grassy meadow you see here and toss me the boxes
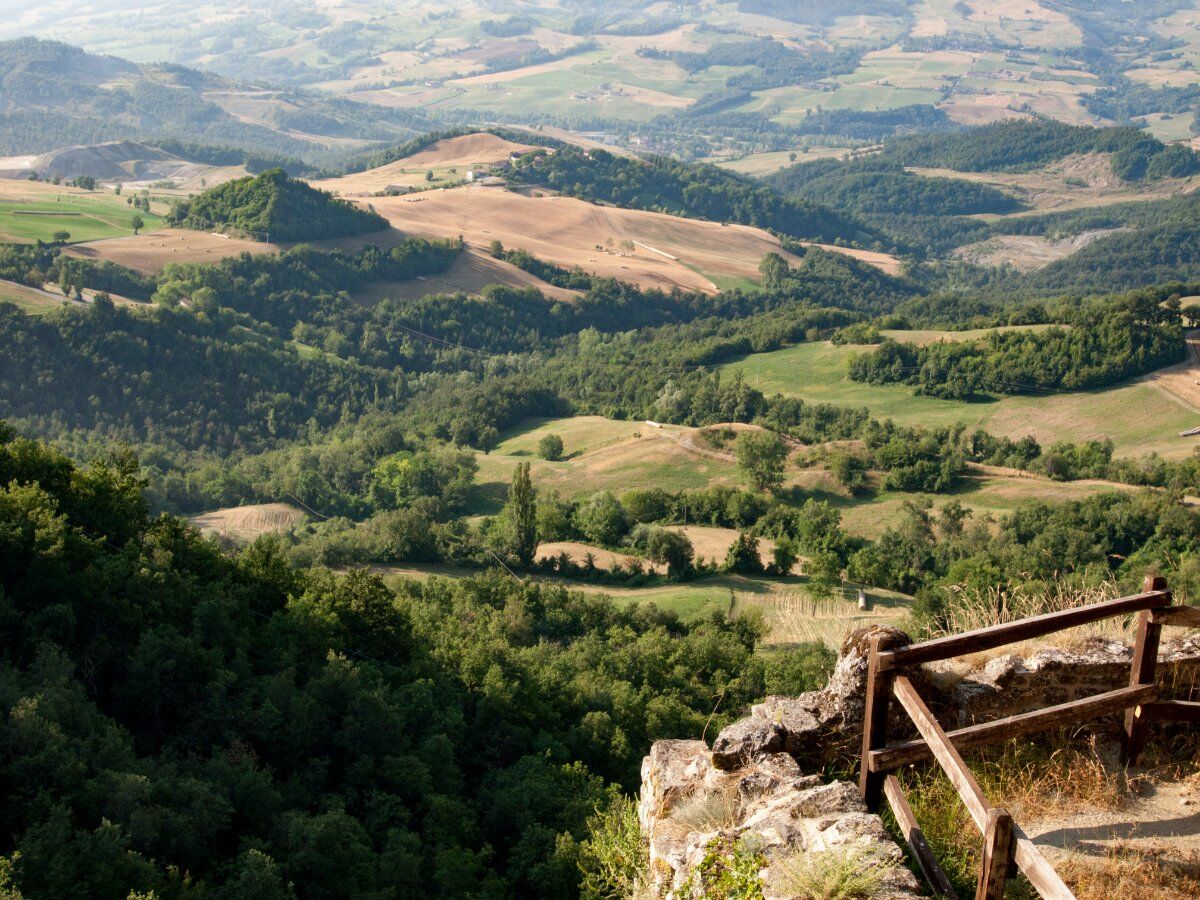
[0,192,165,243]
[719,340,1200,459]
[0,281,70,316]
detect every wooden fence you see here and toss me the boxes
[859,574,1200,899]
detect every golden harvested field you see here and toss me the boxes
[1140,331,1200,414]
[365,184,811,293]
[64,229,278,275]
[354,249,581,303]
[312,133,535,195]
[189,503,307,542]
[666,525,779,570]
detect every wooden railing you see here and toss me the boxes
[859,575,1200,899]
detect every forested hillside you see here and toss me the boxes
[767,158,1023,217]
[507,147,885,248]
[848,289,1185,399]
[167,170,389,242]
[884,120,1200,182]
[0,427,800,898]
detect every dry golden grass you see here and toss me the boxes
[190,503,306,542]
[772,848,895,900]
[667,785,741,833]
[1057,848,1200,900]
[365,184,806,293]
[312,133,535,195]
[64,228,277,275]
[928,578,1141,668]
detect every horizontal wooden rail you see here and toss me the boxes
[883,775,959,900]
[870,684,1159,772]
[892,676,1076,899]
[878,591,1171,671]
[1151,605,1200,628]
[1139,700,1200,723]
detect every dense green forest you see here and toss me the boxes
[767,158,1023,217]
[166,170,389,242]
[884,119,1200,182]
[848,288,1185,399]
[0,427,820,898]
[506,146,884,247]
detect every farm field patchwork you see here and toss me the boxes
[374,563,911,649]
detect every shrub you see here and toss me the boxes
[578,795,648,900]
[774,848,893,899]
[575,491,630,545]
[538,433,565,461]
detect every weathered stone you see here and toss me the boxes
[639,740,709,838]
[953,633,1200,726]
[640,738,923,898]
[791,781,866,818]
[711,716,785,770]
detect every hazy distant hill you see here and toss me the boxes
[0,38,427,165]
[8,1,1200,161]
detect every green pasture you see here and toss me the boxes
[0,194,164,243]
[719,341,1200,459]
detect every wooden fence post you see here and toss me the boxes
[975,807,1015,900]
[1123,574,1168,766]
[859,633,893,812]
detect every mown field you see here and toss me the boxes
[0,192,165,243]
[718,340,1200,459]
[471,416,742,512]
[0,280,70,315]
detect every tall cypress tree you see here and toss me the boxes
[505,461,538,568]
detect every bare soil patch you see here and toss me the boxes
[954,229,1126,271]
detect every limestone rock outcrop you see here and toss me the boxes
[639,626,921,898]
[638,740,922,899]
